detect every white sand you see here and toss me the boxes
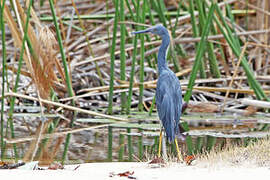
[1,162,270,180]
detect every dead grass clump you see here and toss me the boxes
[198,138,270,168]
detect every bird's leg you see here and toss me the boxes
[174,138,182,161]
[158,130,162,158]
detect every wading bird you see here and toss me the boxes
[132,25,184,160]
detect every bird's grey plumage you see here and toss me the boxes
[132,24,183,143]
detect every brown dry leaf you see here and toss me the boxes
[109,171,136,179]
[118,171,134,177]
[243,106,258,116]
[188,103,219,113]
[184,155,195,166]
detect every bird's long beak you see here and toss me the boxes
[131,27,151,34]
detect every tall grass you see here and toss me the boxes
[120,0,127,113]
[126,0,140,114]
[138,0,147,111]
[184,3,216,103]
[108,0,119,115]
[212,1,269,101]
[6,0,35,161]
[189,0,206,78]
[196,0,220,78]
[0,0,7,161]
[48,0,77,164]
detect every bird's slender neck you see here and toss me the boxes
[157,33,170,73]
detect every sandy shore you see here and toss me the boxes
[1,162,270,180]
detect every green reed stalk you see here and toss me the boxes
[108,0,119,115]
[181,122,194,155]
[48,0,75,106]
[108,126,113,161]
[126,0,140,114]
[128,0,154,69]
[7,0,34,161]
[138,0,146,111]
[184,3,215,103]
[225,4,241,50]
[120,0,126,113]
[196,0,220,78]
[126,36,138,114]
[125,0,135,21]
[189,0,206,78]
[212,2,268,101]
[145,0,157,68]
[127,128,133,161]
[206,136,216,151]
[148,95,156,116]
[49,0,77,164]
[156,0,167,27]
[118,133,124,161]
[138,128,143,160]
[195,137,203,153]
[173,0,187,58]
[0,0,7,160]
[146,0,155,25]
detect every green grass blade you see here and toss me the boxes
[7,0,35,161]
[206,136,216,151]
[48,0,77,164]
[196,0,220,78]
[108,126,113,161]
[127,128,133,161]
[125,0,135,21]
[148,95,156,116]
[172,0,187,58]
[108,0,119,114]
[126,36,138,114]
[120,0,127,113]
[146,0,155,25]
[0,0,7,160]
[195,137,203,153]
[156,0,167,27]
[184,3,216,103]
[212,2,268,101]
[189,0,206,78]
[118,133,125,161]
[138,0,146,111]
[126,0,140,115]
[181,122,194,154]
[138,128,143,160]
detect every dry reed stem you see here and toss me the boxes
[238,0,270,16]
[4,124,109,144]
[72,29,270,67]
[3,92,129,122]
[198,138,270,167]
[221,42,248,112]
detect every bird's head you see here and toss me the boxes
[132,24,168,37]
